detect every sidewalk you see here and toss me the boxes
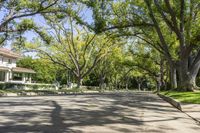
[181,103,200,123]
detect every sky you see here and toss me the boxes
[23,7,94,42]
[0,6,94,57]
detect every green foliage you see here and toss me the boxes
[76,0,200,90]
[17,57,61,83]
[0,83,56,90]
[17,19,35,30]
[24,19,121,87]
[2,0,200,91]
[161,91,200,104]
[0,0,61,45]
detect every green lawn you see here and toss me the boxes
[161,91,200,104]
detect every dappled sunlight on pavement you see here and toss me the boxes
[181,103,200,123]
[0,92,199,133]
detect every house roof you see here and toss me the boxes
[0,48,21,58]
[12,67,36,74]
[0,66,10,71]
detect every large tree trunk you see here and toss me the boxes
[178,75,196,91]
[169,64,177,89]
[138,83,141,91]
[136,78,144,91]
[156,80,160,93]
[77,76,83,89]
[115,76,118,89]
[177,55,200,91]
[160,58,165,89]
[177,66,196,91]
[125,83,128,90]
[99,74,106,90]
[125,76,129,90]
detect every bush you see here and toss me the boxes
[0,83,57,90]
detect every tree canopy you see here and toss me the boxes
[1,0,200,91]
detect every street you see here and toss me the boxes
[0,92,199,133]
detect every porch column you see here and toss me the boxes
[22,73,26,83]
[5,71,9,82]
[29,75,32,83]
[9,71,12,80]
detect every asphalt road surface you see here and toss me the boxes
[0,92,200,133]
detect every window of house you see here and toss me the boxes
[8,59,12,64]
[13,73,22,81]
[0,71,5,81]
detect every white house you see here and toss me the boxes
[0,48,35,83]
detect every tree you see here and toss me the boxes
[26,18,120,88]
[93,45,127,89]
[76,0,200,91]
[125,41,163,90]
[17,57,61,83]
[143,0,200,91]
[0,0,61,45]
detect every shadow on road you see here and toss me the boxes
[0,92,198,132]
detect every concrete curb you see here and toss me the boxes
[0,90,141,97]
[158,93,182,111]
[0,92,97,97]
[0,91,123,97]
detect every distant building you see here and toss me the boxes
[0,48,35,83]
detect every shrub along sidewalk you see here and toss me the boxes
[0,89,92,96]
[0,88,118,96]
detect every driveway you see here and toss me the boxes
[0,92,199,133]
